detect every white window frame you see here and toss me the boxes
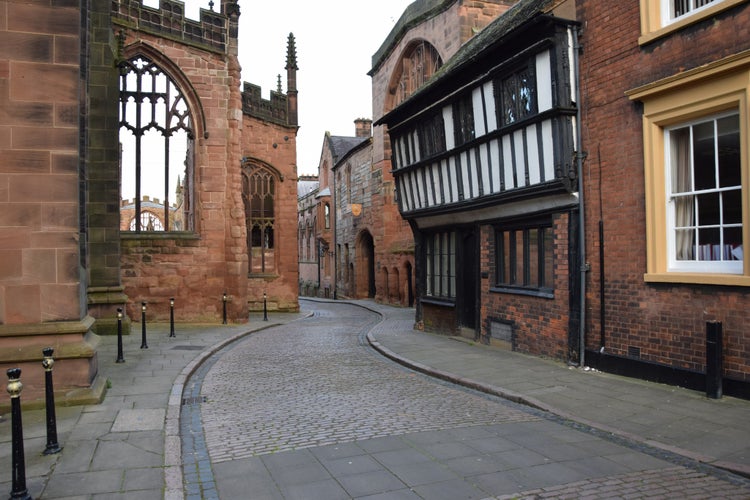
[638,0,744,45]
[662,0,719,25]
[664,111,743,274]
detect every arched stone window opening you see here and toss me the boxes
[128,211,164,231]
[242,162,278,274]
[388,40,443,109]
[119,54,194,232]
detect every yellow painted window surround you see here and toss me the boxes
[626,50,750,286]
[639,0,747,45]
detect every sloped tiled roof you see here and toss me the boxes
[328,135,369,163]
[370,0,456,74]
[427,0,560,83]
[297,179,319,198]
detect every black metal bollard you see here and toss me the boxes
[263,291,268,321]
[169,297,175,338]
[222,291,227,324]
[140,302,148,349]
[116,308,125,363]
[42,348,61,455]
[706,320,723,399]
[7,368,31,500]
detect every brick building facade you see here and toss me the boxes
[378,0,750,397]
[0,0,300,406]
[579,0,750,396]
[378,0,580,356]
[366,0,516,309]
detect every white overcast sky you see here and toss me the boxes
[173,0,413,176]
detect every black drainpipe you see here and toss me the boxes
[598,144,606,351]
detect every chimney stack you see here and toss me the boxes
[354,118,372,138]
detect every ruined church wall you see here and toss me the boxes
[118,30,249,322]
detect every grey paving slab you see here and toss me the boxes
[111,408,166,432]
[336,469,406,497]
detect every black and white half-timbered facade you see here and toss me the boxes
[378,0,584,361]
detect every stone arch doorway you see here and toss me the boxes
[356,230,376,298]
[390,266,401,304]
[405,261,414,307]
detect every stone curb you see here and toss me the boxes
[364,330,750,481]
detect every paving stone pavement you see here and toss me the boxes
[1,298,749,499]
[187,300,750,499]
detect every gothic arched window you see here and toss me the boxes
[119,55,194,232]
[389,41,443,108]
[129,211,164,231]
[242,162,277,274]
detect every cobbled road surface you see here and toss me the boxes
[182,300,750,499]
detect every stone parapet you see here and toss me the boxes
[112,0,228,53]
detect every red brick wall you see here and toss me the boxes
[480,213,573,360]
[578,0,750,380]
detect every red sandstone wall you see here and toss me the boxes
[578,1,750,380]
[0,0,83,324]
[118,30,250,322]
[241,118,299,312]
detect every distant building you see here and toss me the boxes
[301,0,515,307]
[298,175,320,296]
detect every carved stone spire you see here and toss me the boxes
[286,33,298,127]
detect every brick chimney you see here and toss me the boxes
[354,118,372,138]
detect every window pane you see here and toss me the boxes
[495,224,553,290]
[696,192,720,226]
[717,114,741,188]
[675,229,695,260]
[668,112,742,269]
[448,232,456,297]
[543,227,554,287]
[426,237,433,295]
[514,230,524,285]
[692,120,716,191]
[725,226,743,260]
[441,233,449,295]
[528,228,539,287]
[723,189,742,225]
[670,127,691,193]
[502,231,511,284]
[697,227,720,260]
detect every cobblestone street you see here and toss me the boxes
[182,301,750,499]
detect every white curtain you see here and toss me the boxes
[671,127,695,260]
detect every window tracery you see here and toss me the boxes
[242,163,277,274]
[119,54,194,232]
[390,41,443,108]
